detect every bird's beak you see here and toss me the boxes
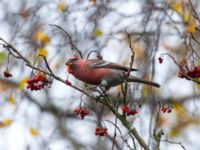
[66,57,78,67]
[66,61,74,74]
[66,61,73,71]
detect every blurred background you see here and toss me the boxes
[0,0,200,149]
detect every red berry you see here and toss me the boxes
[65,80,72,86]
[3,71,12,78]
[122,105,138,116]
[26,74,51,91]
[127,110,138,116]
[95,127,108,136]
[158,57,163,64]
[74,107,89,119]
[122,105,130,113]
[160,105,172,113]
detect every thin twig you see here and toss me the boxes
[161,139,187,150]
[188,0,200,24]
[40,55,53,74]
[188,34,200,59]
[128,132,137,150]
[0,37,30,64]
[111,113,118,150]
[126,32,135,77]
[126,32,135,58]
[86,50,100,59]
[49,24,82,58]
[106,120,134,150]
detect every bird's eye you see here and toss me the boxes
[66,57,79,66]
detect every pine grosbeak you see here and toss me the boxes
[66,57,160,90]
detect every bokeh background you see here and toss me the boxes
[0,0,200,150]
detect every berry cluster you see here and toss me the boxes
[74,107,89,119]
[160,104,172,113]
[178,66,200,80]
[122,105,138,116]
[95,127,108,136]
[3,70,12,78]
[26,74,51,91]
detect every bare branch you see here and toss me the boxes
[0,37,30,64]
[49,24,83,58]
[161,139,187,150]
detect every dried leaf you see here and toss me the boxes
[183,11,194,23]
[0,122,4,128]
[30,128,40,137]
[0,79,18,92]
[90,0,96,4]
[8,95,16,105]
[20,9,30,20]
[58,2,65,12]
[0,120,11,128]
[3,118,13,126]
[20,77,28,90]
[38,48,48,57]
[170,2,182,13]
[95,28,103,37]
[35,32,51,45]
[0,52,6,65]
[186,23,197,33]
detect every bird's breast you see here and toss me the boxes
[72,67,113,85]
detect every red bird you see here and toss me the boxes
[66,57,160,90]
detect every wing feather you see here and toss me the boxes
[87,59,137,71]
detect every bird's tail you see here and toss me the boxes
[127,76,160,88]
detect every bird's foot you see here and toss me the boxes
[95,91,108,102]
[85,86,99,92]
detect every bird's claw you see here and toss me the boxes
[95,91,108,102]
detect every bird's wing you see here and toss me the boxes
[87,59,138,71]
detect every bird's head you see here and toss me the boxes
[66,57,79,66]
[66,57,80,73]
